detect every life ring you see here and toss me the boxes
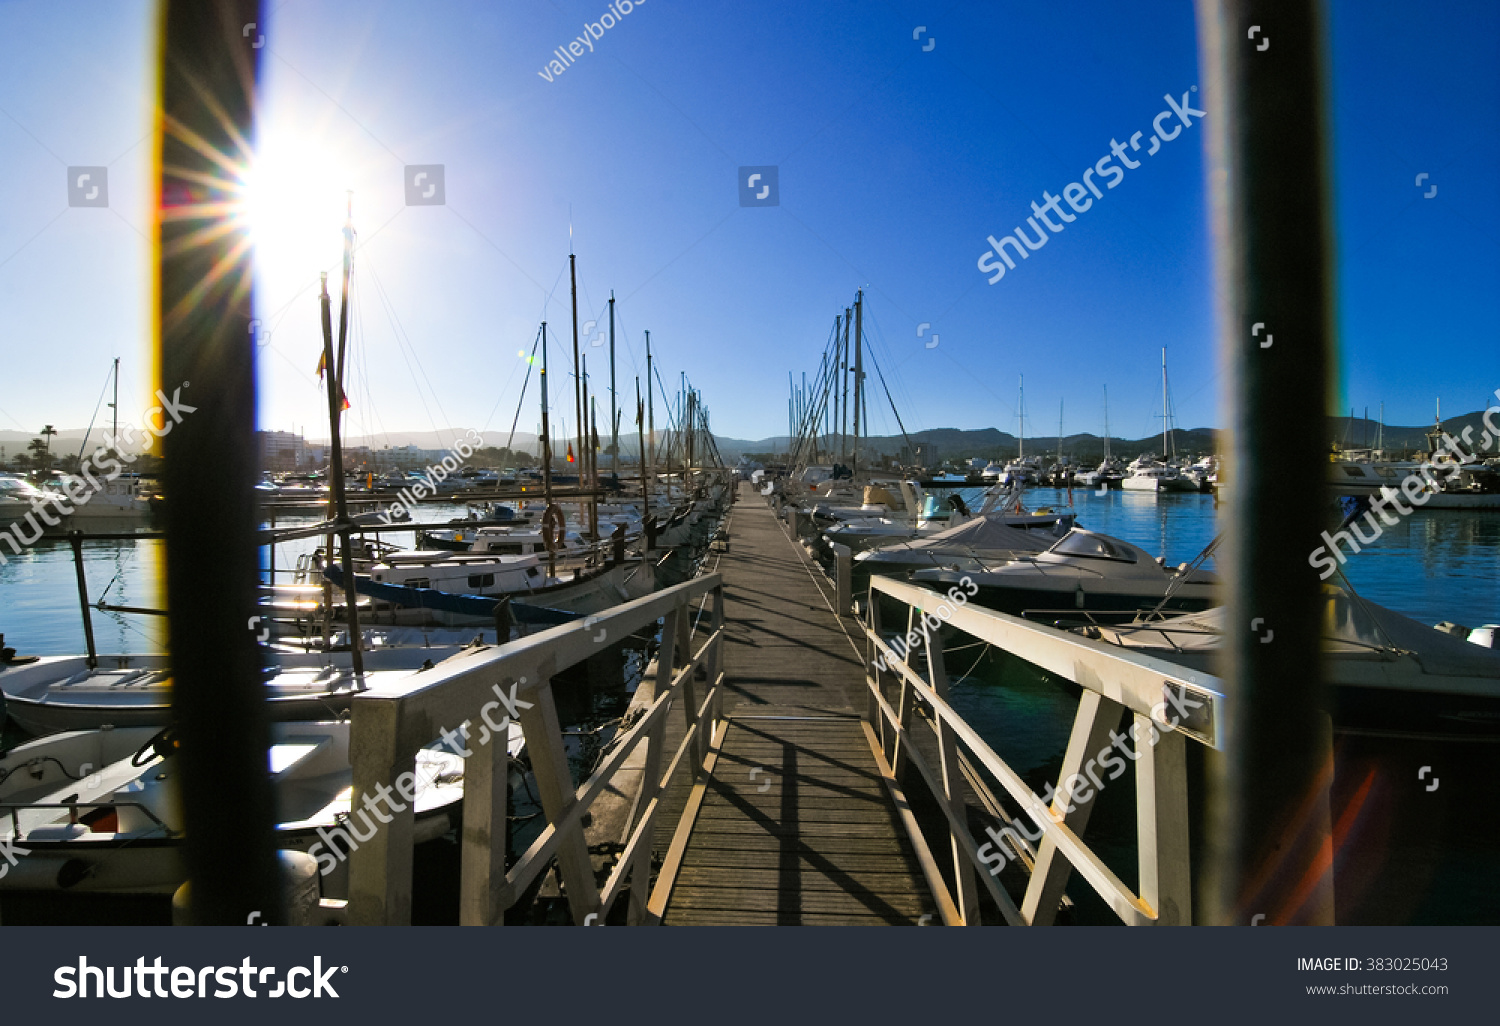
[541,503,566,553]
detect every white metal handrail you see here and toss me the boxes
[347,572,725,925]
[863,574,1225,926]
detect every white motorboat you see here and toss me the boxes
[54,473,152,519]
[853,509,1073,575]
[0,646,475,735]
[911,527,1218,622]
[0,718,471,897]
[0,475,65,528]
[1079,590,1500,739]
[1122,456,1199,493]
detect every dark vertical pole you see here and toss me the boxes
[852,290,863,477]
[645,331,655,491]
[320,274,363,676]
[541,322,555,577]
[841,308,851,464]
[569,254,584,494]
[1196,0,1335,925]
[608,292,618,480]
[68,532,97,669]
[158,0,282,925]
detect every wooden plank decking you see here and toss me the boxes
[657,485,939,925]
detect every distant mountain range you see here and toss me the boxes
[711,411,1485,464]
[1,411,1485,464]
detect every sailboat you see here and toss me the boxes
[1076,385,1125,489]
[52,359,152,520]
[1123,350,1197,493]
[997,376,1041,486]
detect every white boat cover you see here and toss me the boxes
[887,513,1065,554]
[1095,589,1500,681]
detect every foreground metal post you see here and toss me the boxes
[1196,0,1335,925]
[157,0,283,924]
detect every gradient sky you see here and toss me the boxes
[0,0,1495,452]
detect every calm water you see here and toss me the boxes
[931,485,1500,925]
[3,489,1497,923]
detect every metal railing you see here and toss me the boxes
[862,575,1225,925]
[347,572,726,925]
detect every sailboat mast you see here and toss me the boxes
[110,357,119,444]
[608,291,617,478]
[1161,347,1168,458]
[318,271,362,675]
[1018,375,1025,458]
[636,376,649,517]
[1103,385,1111,460]
[645,331,655,492]
[569,253,583,498]
[335,193,354,390]
[840,309,851,464]
[852,290,863,477]
[540,321,555,574]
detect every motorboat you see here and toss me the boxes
[0,475,63,528]
[1078,590,1500,738]
[1075,458,1125,489]
[0,718,472,899]
[0,646,476,735]
[1121,456,1199,493]
[911,527,1218,622]
[853,510,1072,576]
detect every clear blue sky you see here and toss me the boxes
[0,0,1494,449]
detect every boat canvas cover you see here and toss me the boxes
[1095,590,1500,681]
[896,514,1062,554]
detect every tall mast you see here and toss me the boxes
[831,314,842,461]
[583,354,597,540]
[1103,385,1111,460]
[645,330,655,503]
[1161,347,1169,458]
[1018,375,1025,458]
[110,357,119,445]
[1058,398,1064,464]
[852,289,863,477]
[569,253,583,501]
[608,291,617,479]
[540,321,555,575]
[636,375,649,517]
[319,270,362,676]
[335,193,354,391]
[840,309,851,463]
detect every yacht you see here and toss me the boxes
[1122,455,1198,493]
[911,527,1217,622]
[1079,589,1500,739]
[0,475,59,526]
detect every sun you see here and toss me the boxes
[242,133,360,274]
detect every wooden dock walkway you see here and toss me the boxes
[652,484,939,924]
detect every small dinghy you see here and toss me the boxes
[0,645,475,736]
[0,719,476,898]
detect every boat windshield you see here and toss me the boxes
[1049,531,1138,563]
[0,477,42,496]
